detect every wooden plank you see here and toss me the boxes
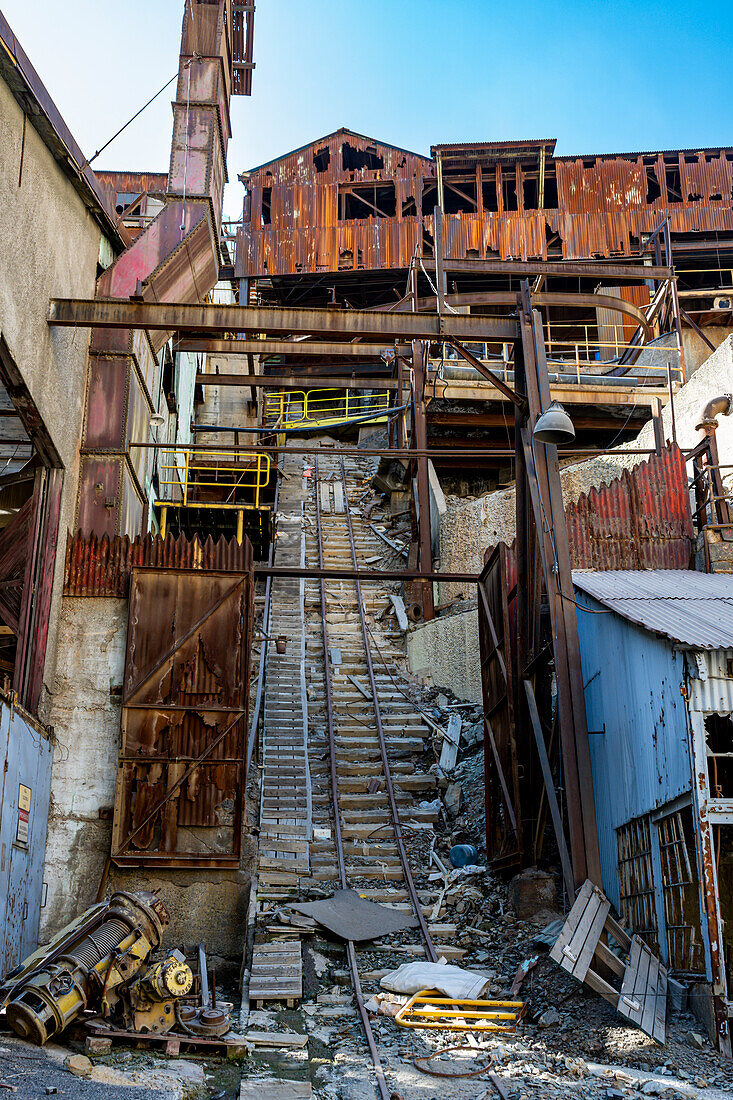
[333,483,345,513]
[618,935,667,1042]
[319,483,331,514]
[439,714,461,772]
[388,594,409,631]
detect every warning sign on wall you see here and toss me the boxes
[16,784,31,846]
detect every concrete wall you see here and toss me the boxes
[0,74,105,722]
[40,598,127,941]
[407,607,482,704]
[40,597,254,962]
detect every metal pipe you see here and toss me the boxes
[437,362,674,388]
[696,394,733,431]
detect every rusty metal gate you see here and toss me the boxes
[478,543,522,867]
[111,567,252,868]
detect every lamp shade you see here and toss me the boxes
[149,412,166,429]
[532,401,576,445]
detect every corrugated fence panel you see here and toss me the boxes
[64,531,253,597]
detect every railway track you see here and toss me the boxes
[247,442,462,1098]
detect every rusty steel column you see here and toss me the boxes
[410,265,434,621]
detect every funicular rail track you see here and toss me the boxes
[312,454,438,1099]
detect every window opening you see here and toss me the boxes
[401,196,417,217]
[704,714,733,797]
[502,172,518,212]
[313,146,331,173]
[543,170,558,209]
[443,178,477,214]
[340,184,396,220]
[523,175,539,210]
[665,162,683,203]
[261,187,272,226]
[341,142,384,173]
[646,167,662,204]
[481,174,498,212]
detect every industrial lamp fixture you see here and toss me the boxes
[149,412,166,429]
[532,400,576,445]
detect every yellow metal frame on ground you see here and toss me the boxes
[394,989,524,1032]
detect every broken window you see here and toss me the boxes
[645,165,662,204]
[313,145,331,173]
[401,196,417,217]
[704,714,733,797]
[261,186,272,226]
[341,142,384,173]
[115,191,139,214]
[340,184,396,220]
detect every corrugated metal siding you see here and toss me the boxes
[565,445,693,571]
[64,531,253,597]
[687,649,733,714]
[573,569,733,649]
[238,141,733,276]
[575,588,692,911]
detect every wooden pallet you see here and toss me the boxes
[249,940,303,1008]
[550,879,667,1043]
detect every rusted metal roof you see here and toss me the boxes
[64,531,253,597]
[573,569,733,650]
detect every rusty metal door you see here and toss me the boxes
[111,568,252,868]
[478,544,522,867]
[0,702,53,977]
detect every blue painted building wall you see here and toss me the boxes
[574,589,693,913]
[0,701,53,976]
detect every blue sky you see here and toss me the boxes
[3,0,730,218]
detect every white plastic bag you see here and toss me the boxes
[380,961,491,1001]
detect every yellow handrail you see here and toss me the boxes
[263,388,390,430]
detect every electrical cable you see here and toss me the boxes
[80,72,179,170]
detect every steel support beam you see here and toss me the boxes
[49,298,519,343]
[197,373,397,390]
[177,337,394,357]
[423,257,673,281]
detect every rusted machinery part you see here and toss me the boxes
[175,1002,230,1037]
[412,1044,496,1079]
[405,602,423,623]
[696,393,733,431]
[5,892,169,1045]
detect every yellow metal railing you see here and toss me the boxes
[263,388,390,430]
[155,447,271,540]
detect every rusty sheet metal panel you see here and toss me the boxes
[565,444,693,571]
[95,172,167,213]
[478,542,521,866]
[111,567,252,868]
[245,129,433,187]
[64,531,252,597]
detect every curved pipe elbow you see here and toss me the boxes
[696,393,733,432]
